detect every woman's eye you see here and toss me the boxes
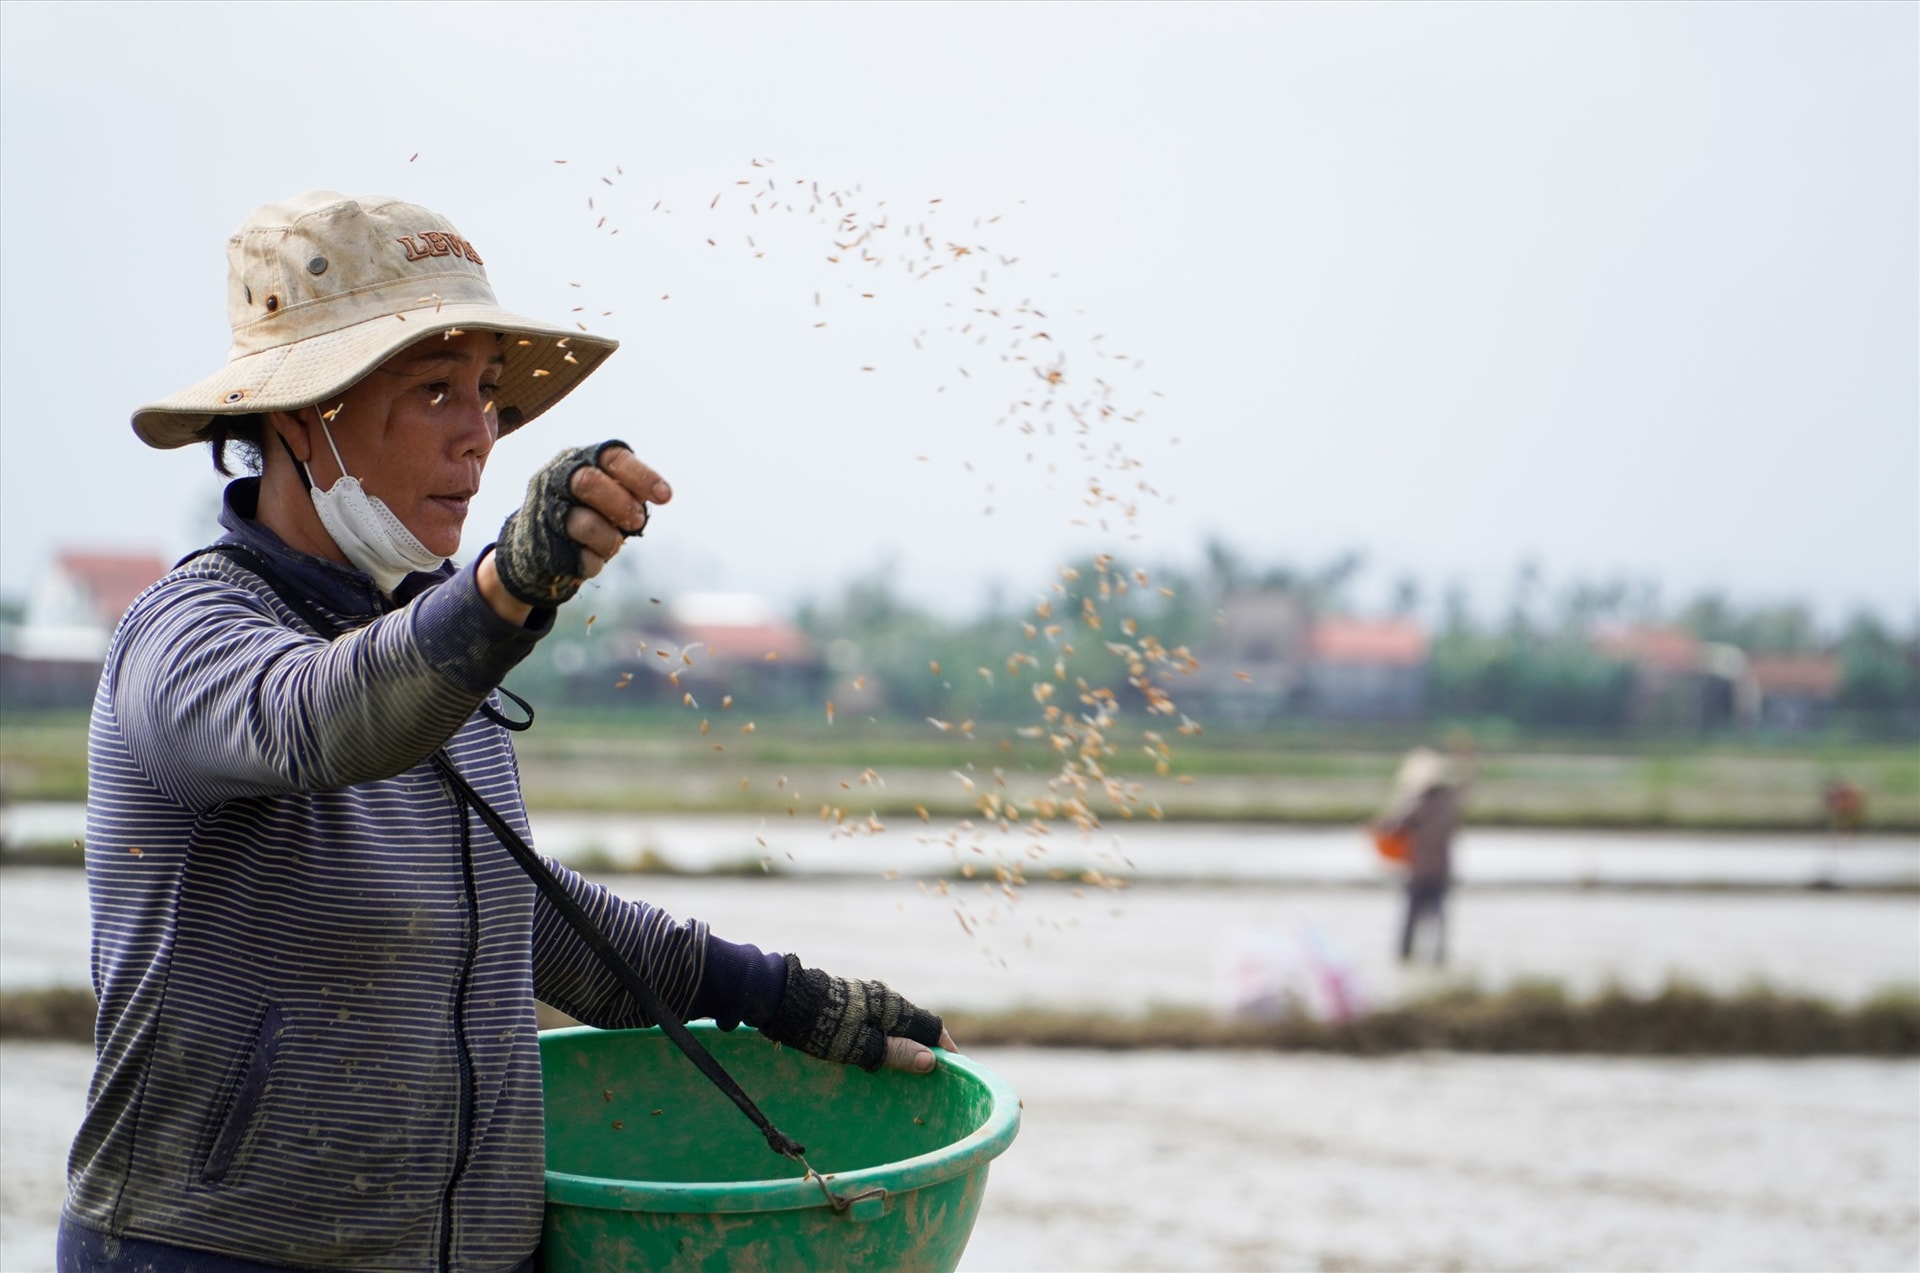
[426,382,452,405]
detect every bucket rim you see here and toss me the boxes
[540,1024,1022,1215]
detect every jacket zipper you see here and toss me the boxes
[439,788,482,1271]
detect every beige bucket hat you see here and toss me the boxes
[133,190,617,448]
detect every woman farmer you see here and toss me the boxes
[60,191,953,1273]
[1375,746,1467,966]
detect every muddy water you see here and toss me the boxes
[958,1049,1920,1272]
[6,868,1917,1009]
[6,804,1918,888]
[5,1042,1915,1272]
[6,821,1916,1270]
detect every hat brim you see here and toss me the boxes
[132,301,617,449]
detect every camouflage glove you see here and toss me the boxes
[492,439,645,606]
[761,954,946,1073]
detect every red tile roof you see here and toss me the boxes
[1592,626,1700,673]
[676,622,814,664]
[1307,618,1428,667]
[1750,654,1843,698]
[55,550,169,625]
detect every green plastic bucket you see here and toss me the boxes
[538,1024,1020,1272]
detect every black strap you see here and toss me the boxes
[181,543,807,1161]
[480,686,536,732]
[426,753,802,1157]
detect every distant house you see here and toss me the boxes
[1191,591,1310,724]
[1301,617,1429,720]
[1590,626,1758,730]
[1192,597,1430,723]
[1,549,170,709]
[634,593,821,711]
[1749,653,1843,730]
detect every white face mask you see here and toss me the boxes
[305,413,446,594]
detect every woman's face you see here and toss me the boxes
[306,329,506,557]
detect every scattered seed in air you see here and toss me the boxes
[528,159,1201,907]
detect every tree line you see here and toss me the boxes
[513,543,1919,740]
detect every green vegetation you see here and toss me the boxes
[4,707,1916,829]
[509,551,1920,736]
[945,980,1920,1056]
[0,711,89,804]
[0,986,95,1042]
[5,553,1912,827]
[11,981,1915,1054]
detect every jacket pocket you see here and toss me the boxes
[201,1004,284,1184]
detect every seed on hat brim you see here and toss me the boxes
[532,369,551,378]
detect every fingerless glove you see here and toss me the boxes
[492,439,640,606]
[760,954,945,1072]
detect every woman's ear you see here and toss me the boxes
[264,409,313,465]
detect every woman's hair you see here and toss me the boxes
[198,413,268,476]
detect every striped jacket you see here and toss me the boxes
[63,482,785,1271]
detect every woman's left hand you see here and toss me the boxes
[761,955,952,1075]
[884,1028,963,1075]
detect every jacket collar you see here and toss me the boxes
[215,477,454,619]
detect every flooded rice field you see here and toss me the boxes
[7,864,1918,1011]
[3,821,1915,1269]
[6,804,1918,891]
[957,1049,1920,1272]
[5,1042,1915,1271]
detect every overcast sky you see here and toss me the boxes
[1,1,1913,627]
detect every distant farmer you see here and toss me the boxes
[60,191,954,1273]
[1822,778,1866,834]
[1374,746,1467,966]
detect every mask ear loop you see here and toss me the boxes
[278,434,313,494]
[313,406,351,482]
[275,406,344,494]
